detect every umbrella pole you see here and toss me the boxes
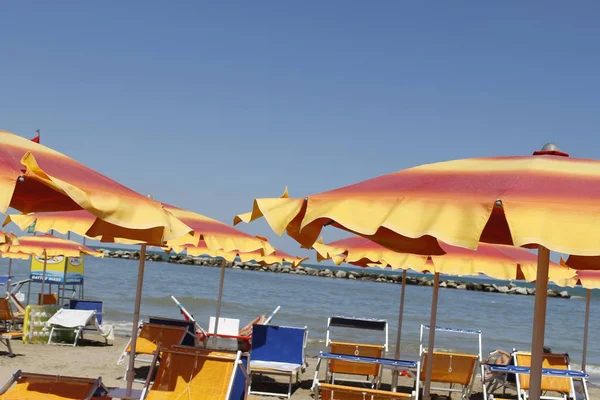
[529,245,550,400]
[391,269,407,392]
[126,244,147,396]
[582,289,591,372]
[40,250,48,303]
[6,259,12,296]
[212,258,227,348]
[423,272,440,400]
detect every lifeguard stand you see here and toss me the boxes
[324,315,389,388]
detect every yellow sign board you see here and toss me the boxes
[30,255,84,285]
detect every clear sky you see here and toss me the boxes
[1,2,599,261]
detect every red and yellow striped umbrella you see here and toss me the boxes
[178,240,306,268]
[0,233,103,259]
[236,148,600,257]
[6,206,275,256]
[314,236,572,281]
[236,145,592,400]
[0,130,191,244]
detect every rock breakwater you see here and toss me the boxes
[98,249,571,299]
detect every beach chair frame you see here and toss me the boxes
[47,309,101,347]
[312,351,420,400]
[512,350,578,400]
[483,364,590,400]
[249,324,308,399]
[0,370,104,400]
[324,315,389,387]
[140,345,249,400]
[418,324,483,400]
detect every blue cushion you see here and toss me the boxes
[251,325,305,365]
[69,299,103,324]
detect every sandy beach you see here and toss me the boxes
[0,334,595,399]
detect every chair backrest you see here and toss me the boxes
[419,351,478,386]
[0,298,13,322]
[251,324,306,365]
[147,349,237,399]
[238,314,266,338]
[1,373,100,399]
[209,317,240,335]
[515,352,571,393]
[149,316,196,346]
[69,299,103,324]
[329,341,384,376]
[127,323,188,355]
[38,293,57,305]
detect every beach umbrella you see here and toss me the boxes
[174,241,306,347]
[314,236,572,392]
[0,233,103,301]
[235,144,599,400]
[558,259,600,373]
[6,207,276,395]
[0,130,192,243]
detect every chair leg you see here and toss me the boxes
[288,374,292,398]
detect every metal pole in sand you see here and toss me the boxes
[528,245,550,400]
[6,259,12,296]
[212,258,227,348]
[422,272,440,400]
[582,289,591,372]
[40,250,48,303]
[391,269,407,392]
[126,244,147,396]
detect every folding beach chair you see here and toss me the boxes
[118,321,191,383]
[325,315,389,388]
[513,351,584,400]
[249,324,308,398]
[0,370,108,400]
[483,364,590,400]
[418,325,483,400]
[0,298,18,331]
[46,309,113,347]
[312,352,420,400]
[140,346,249,400]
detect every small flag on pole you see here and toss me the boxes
[27,221,36,234]
[30,129,40,143]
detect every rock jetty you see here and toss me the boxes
[98,249,571,299]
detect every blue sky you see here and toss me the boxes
[1,2,599,261]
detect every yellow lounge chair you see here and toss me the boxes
[328,342,385,387]
[118,322,190,383]
[141,346,248,400]
[0,298,19,331]
[513,351,578,400]
[419,351,479,399]
[0,370,107,400]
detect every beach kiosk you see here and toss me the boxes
[325,315,389,388]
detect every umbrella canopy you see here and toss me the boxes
[180,240,306,267]
[0,233,102,259]
[0,130,191,244]
[236,145,595,400]
[235,148,600,257]
[6,207,274,256]
[314,236,572,281]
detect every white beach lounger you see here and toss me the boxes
[46,308,113,347]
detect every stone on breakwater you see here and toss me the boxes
[335,270,347,279]
[456,284,467,290]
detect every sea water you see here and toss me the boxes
[3,256,598,380]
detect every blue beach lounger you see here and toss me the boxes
[249,324,308,398]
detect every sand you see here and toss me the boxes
[0,335,595,399]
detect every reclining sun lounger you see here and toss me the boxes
[418,325,483,400]
[483,364,590,400]
[312,352,420,400]
[512,351,583,400]
[249,324,308,398]
[46,309,113,347]
[140,346,249,400]
[0,370,109,400]
[0,298,19,332]
[325,315,389,388]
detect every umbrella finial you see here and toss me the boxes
[533,143,569,157]
[146,194,153,200]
